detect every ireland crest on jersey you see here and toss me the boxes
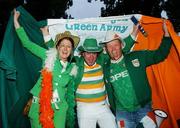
[131,59,140,67]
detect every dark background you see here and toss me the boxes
[0,0,180,50]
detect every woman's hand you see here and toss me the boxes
[13,9,21,29]
[40,26,52,43]
[40,26,49,36]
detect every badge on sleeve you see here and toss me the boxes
[132,59,140,67]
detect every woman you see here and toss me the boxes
[14,9,79,128]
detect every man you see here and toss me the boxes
[101,20,172,128]
[42,25,138,128]
[73,27,138,128]
[74,37,117,128]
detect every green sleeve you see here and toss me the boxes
[145,37,172,66]
[16,27,46,59]
[122,35,135,53]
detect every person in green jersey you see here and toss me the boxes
[101,20,172,128]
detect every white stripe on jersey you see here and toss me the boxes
[81,75,103,82]
[76,86,106,94]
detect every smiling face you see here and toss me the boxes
[106,39,123,60]
[56,38,73,62]
[82,52,98,66]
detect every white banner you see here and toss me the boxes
[47,14,142,47]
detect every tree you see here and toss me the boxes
[0,0,74,49]
[100,0,180,32]
[23,0,73,20]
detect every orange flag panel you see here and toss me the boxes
[133,15,180,128]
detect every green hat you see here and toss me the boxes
[78,38,102,52]
[55,31,80,48]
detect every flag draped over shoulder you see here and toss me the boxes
[0,6,47,128]
[134,16,180,128]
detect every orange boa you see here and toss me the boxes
[39,68,54,128]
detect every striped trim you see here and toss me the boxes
[84,66,101,73]
[82,75,103,81]
[83,70,103,77]
[76,86,105,94]
[76,95,107,102]
[80,79,103,85]
[84,64,100,69]
[78,81,104,89]
[76,91,106,98]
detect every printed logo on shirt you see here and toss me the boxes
[131,59,140,67]
[110,70,128,82]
